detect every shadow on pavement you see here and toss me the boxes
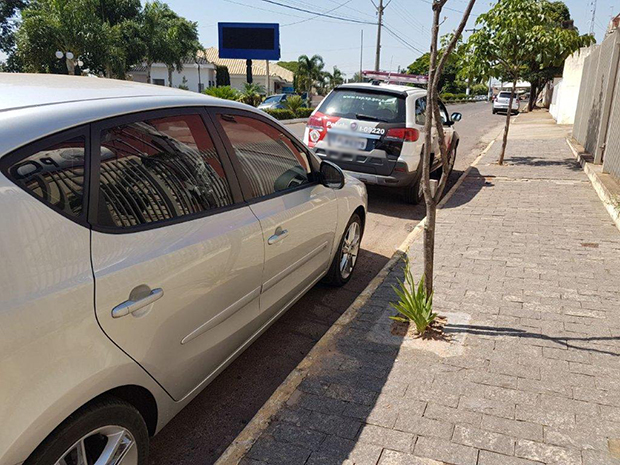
[149,248,390,465]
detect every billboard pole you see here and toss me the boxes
[246,59,253,84]
[266,60,271,95]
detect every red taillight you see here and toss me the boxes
[385,127,420,142]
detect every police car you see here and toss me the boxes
[303,82,462,203]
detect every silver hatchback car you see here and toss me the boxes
[0,74,367,465]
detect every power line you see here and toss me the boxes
[258,0,376,24]
[383,24,425,54]
[416,0,478,17]
[282,0,354,26]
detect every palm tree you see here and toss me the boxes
[296,54,325,97]
[238,82,265,106]
[326,66,345,91]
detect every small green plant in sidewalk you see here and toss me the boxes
[390,257,438,335]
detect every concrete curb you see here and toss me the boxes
[214,135,499,465]
[281,118,309,125]
[566,138,620,232]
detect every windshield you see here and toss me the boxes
[318,89,406,123]
[262,95,283,104]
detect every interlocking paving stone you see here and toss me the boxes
[233,113,620,465]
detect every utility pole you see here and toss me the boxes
[372,0,390,71]
[589,0,598,36]
[359,30,364,82]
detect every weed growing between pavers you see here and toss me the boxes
[389,257,445,338]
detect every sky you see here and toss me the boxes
[160,0,618,77]
[2,0,618,74]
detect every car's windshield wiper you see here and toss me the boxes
[355,113,386,122]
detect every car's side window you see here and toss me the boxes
[415,97,427,125]
[438,101,449,124]
[96,113,234,228]
[217,113,310,199]
[5,136,86,218]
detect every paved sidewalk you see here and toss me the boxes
[235,111,620,465]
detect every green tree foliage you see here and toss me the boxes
[16,0,144,77]
[283,94,304,113]
[325,66,345,91]
[276,60,298,74]
[408,37,470,93]
[296,54,325,95]
[1,0,28,69]
[203,85,239,100]
[238,82,265,106]
[461,0,593,163]
[14,0,199,79]
[215,65,230,86]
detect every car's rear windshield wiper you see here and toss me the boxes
[355,113,386,122]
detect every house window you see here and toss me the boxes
[153,79,165,86]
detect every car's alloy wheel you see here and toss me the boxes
[339,220,361,280]
[55,426,137,465]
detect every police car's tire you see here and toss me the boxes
[401,179,422,204]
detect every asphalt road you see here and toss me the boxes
[149,101,506,465]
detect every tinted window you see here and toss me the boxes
[97,114,234,228]
[218,114,309,199]
[415,97,427,125]
[6,137,85,218]
[499,92,514,99]
[318,89,406,123]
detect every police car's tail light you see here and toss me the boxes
[385,127,420,142]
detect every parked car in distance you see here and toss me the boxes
[258,93,309,110]
[302,82,462,204]
[0,73,367,465]
[492,91,520,114]
[258,93,289,109]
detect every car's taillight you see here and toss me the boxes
[385,127,420,142]
[307,115,325,130]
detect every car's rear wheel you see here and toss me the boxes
[323,213,363,286]
[401,178,423,204]
[25,398,149,465]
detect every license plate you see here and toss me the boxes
[329,134,367,151]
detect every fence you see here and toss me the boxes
[573,29,620,180]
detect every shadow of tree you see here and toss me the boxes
[504,156,583,171]
[446,323,620,357]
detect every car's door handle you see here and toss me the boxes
[112,288,164,318]
[268,227,288,245]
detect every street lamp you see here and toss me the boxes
[55,50,81,75]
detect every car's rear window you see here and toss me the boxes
[499,92,514,98]
[318,88,406,123]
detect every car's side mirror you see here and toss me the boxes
[320,160,345,189]
[451,112,463,122]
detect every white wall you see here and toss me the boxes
[550,47,594,125]
[132,64,216,92]
[230,74,290,94]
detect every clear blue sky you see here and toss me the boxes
[2,0,617,74]
[161,0,617,77]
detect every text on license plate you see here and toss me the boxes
[329,134,367,150]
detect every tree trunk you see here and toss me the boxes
[499,78,517,165]
[423,198,437,296]
[528,80,537,112]
[146,61,152,84]
[168,67,173,87]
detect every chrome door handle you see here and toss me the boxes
[268,228,288,245]
[112,288,164,318]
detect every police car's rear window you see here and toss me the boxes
[318,89,406,124]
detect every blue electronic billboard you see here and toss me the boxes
[218,23,281,61]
